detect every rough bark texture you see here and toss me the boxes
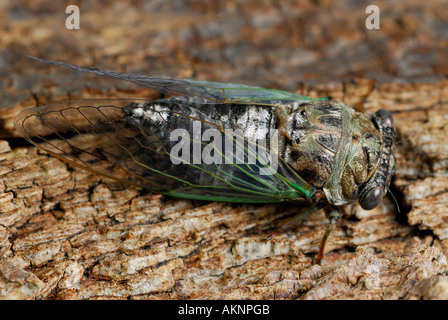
[1,0,448,300]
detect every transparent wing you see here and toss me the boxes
[14,99,316,203]
[29,56,327,105]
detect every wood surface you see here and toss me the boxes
[0,0,447,299]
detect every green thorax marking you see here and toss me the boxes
[322,103,356,206]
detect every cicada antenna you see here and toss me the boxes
[388,189,401,215]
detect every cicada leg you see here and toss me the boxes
[150,194,164,200]
[314,205,340,265]
[267,203,326,240]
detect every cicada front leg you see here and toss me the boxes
[267,204,340,265]
[150,194,164,200]
[314,205,341,265]
[267,203,326,240]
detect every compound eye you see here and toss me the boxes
[375,109,394,127]
[359,186,384,210]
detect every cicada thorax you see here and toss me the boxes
[278,100,396,209]
[277,101,343,189]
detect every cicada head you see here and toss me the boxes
[358,109,396,210]
[338,109,396,210]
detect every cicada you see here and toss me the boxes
[14,57,397,264]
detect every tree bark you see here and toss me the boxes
[1,0,447,300]
[1,79,447,300]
